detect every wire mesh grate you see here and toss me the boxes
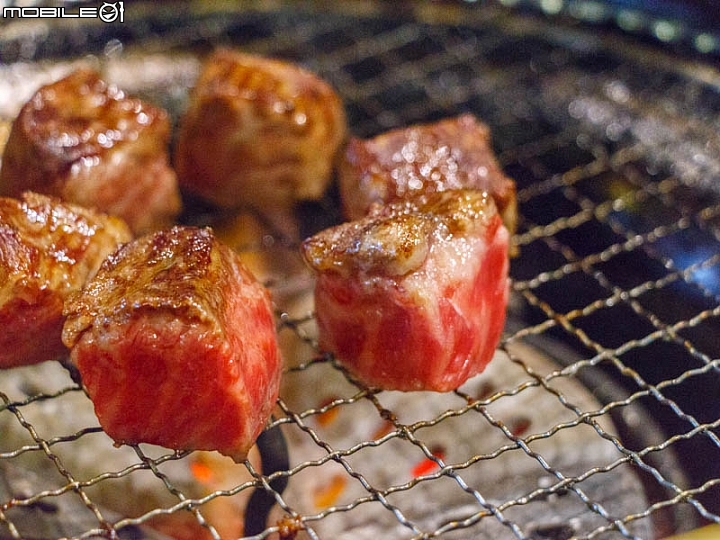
[1,2,719,539]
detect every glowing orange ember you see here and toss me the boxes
[412,446,446,478]
[316,396,341,427]
[190,458,215,484]
[313,473,347,509]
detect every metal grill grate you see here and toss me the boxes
[1,3,720,539]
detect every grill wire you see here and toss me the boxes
[1,2,720,539]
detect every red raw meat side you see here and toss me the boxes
[0,288,66,369]
[302,189,510,392]
[62,226,281,461]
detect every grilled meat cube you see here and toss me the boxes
[0,68,181,235]
[302,189,510,392]
[62,226,282,462]
[0,192,131,369]
[174,49,347,218]
[338,114,517,235]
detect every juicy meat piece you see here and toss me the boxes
[62,226,282,461]
[0,68,181,235]
[174,48,347,212]
[302,189,510,392]
[0,192,131,369]
[338,114,517,235]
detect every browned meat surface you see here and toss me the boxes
[302,189,510,392]
[338,114,517,235]
[0,68,181,235]
[174,48,347,218]
[62,226,282,462]
[0,192,131,369]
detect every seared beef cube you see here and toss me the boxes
[174,49,347,218]
[0,68,181,235]
[302,189,510,392]
[62,226,282,461]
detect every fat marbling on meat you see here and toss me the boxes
[0,68,181,235]
[302,189,510,392]
[338,114,517,236]
[0,192,131,369]
[62,226,282,462]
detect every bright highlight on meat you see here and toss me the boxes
[338,114,517,236]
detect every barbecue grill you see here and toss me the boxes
[1,2,719,539]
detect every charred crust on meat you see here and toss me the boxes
[62,226,234,348]
[301,189,498,277]
[1,68,168,187]
[0,191,131,297]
